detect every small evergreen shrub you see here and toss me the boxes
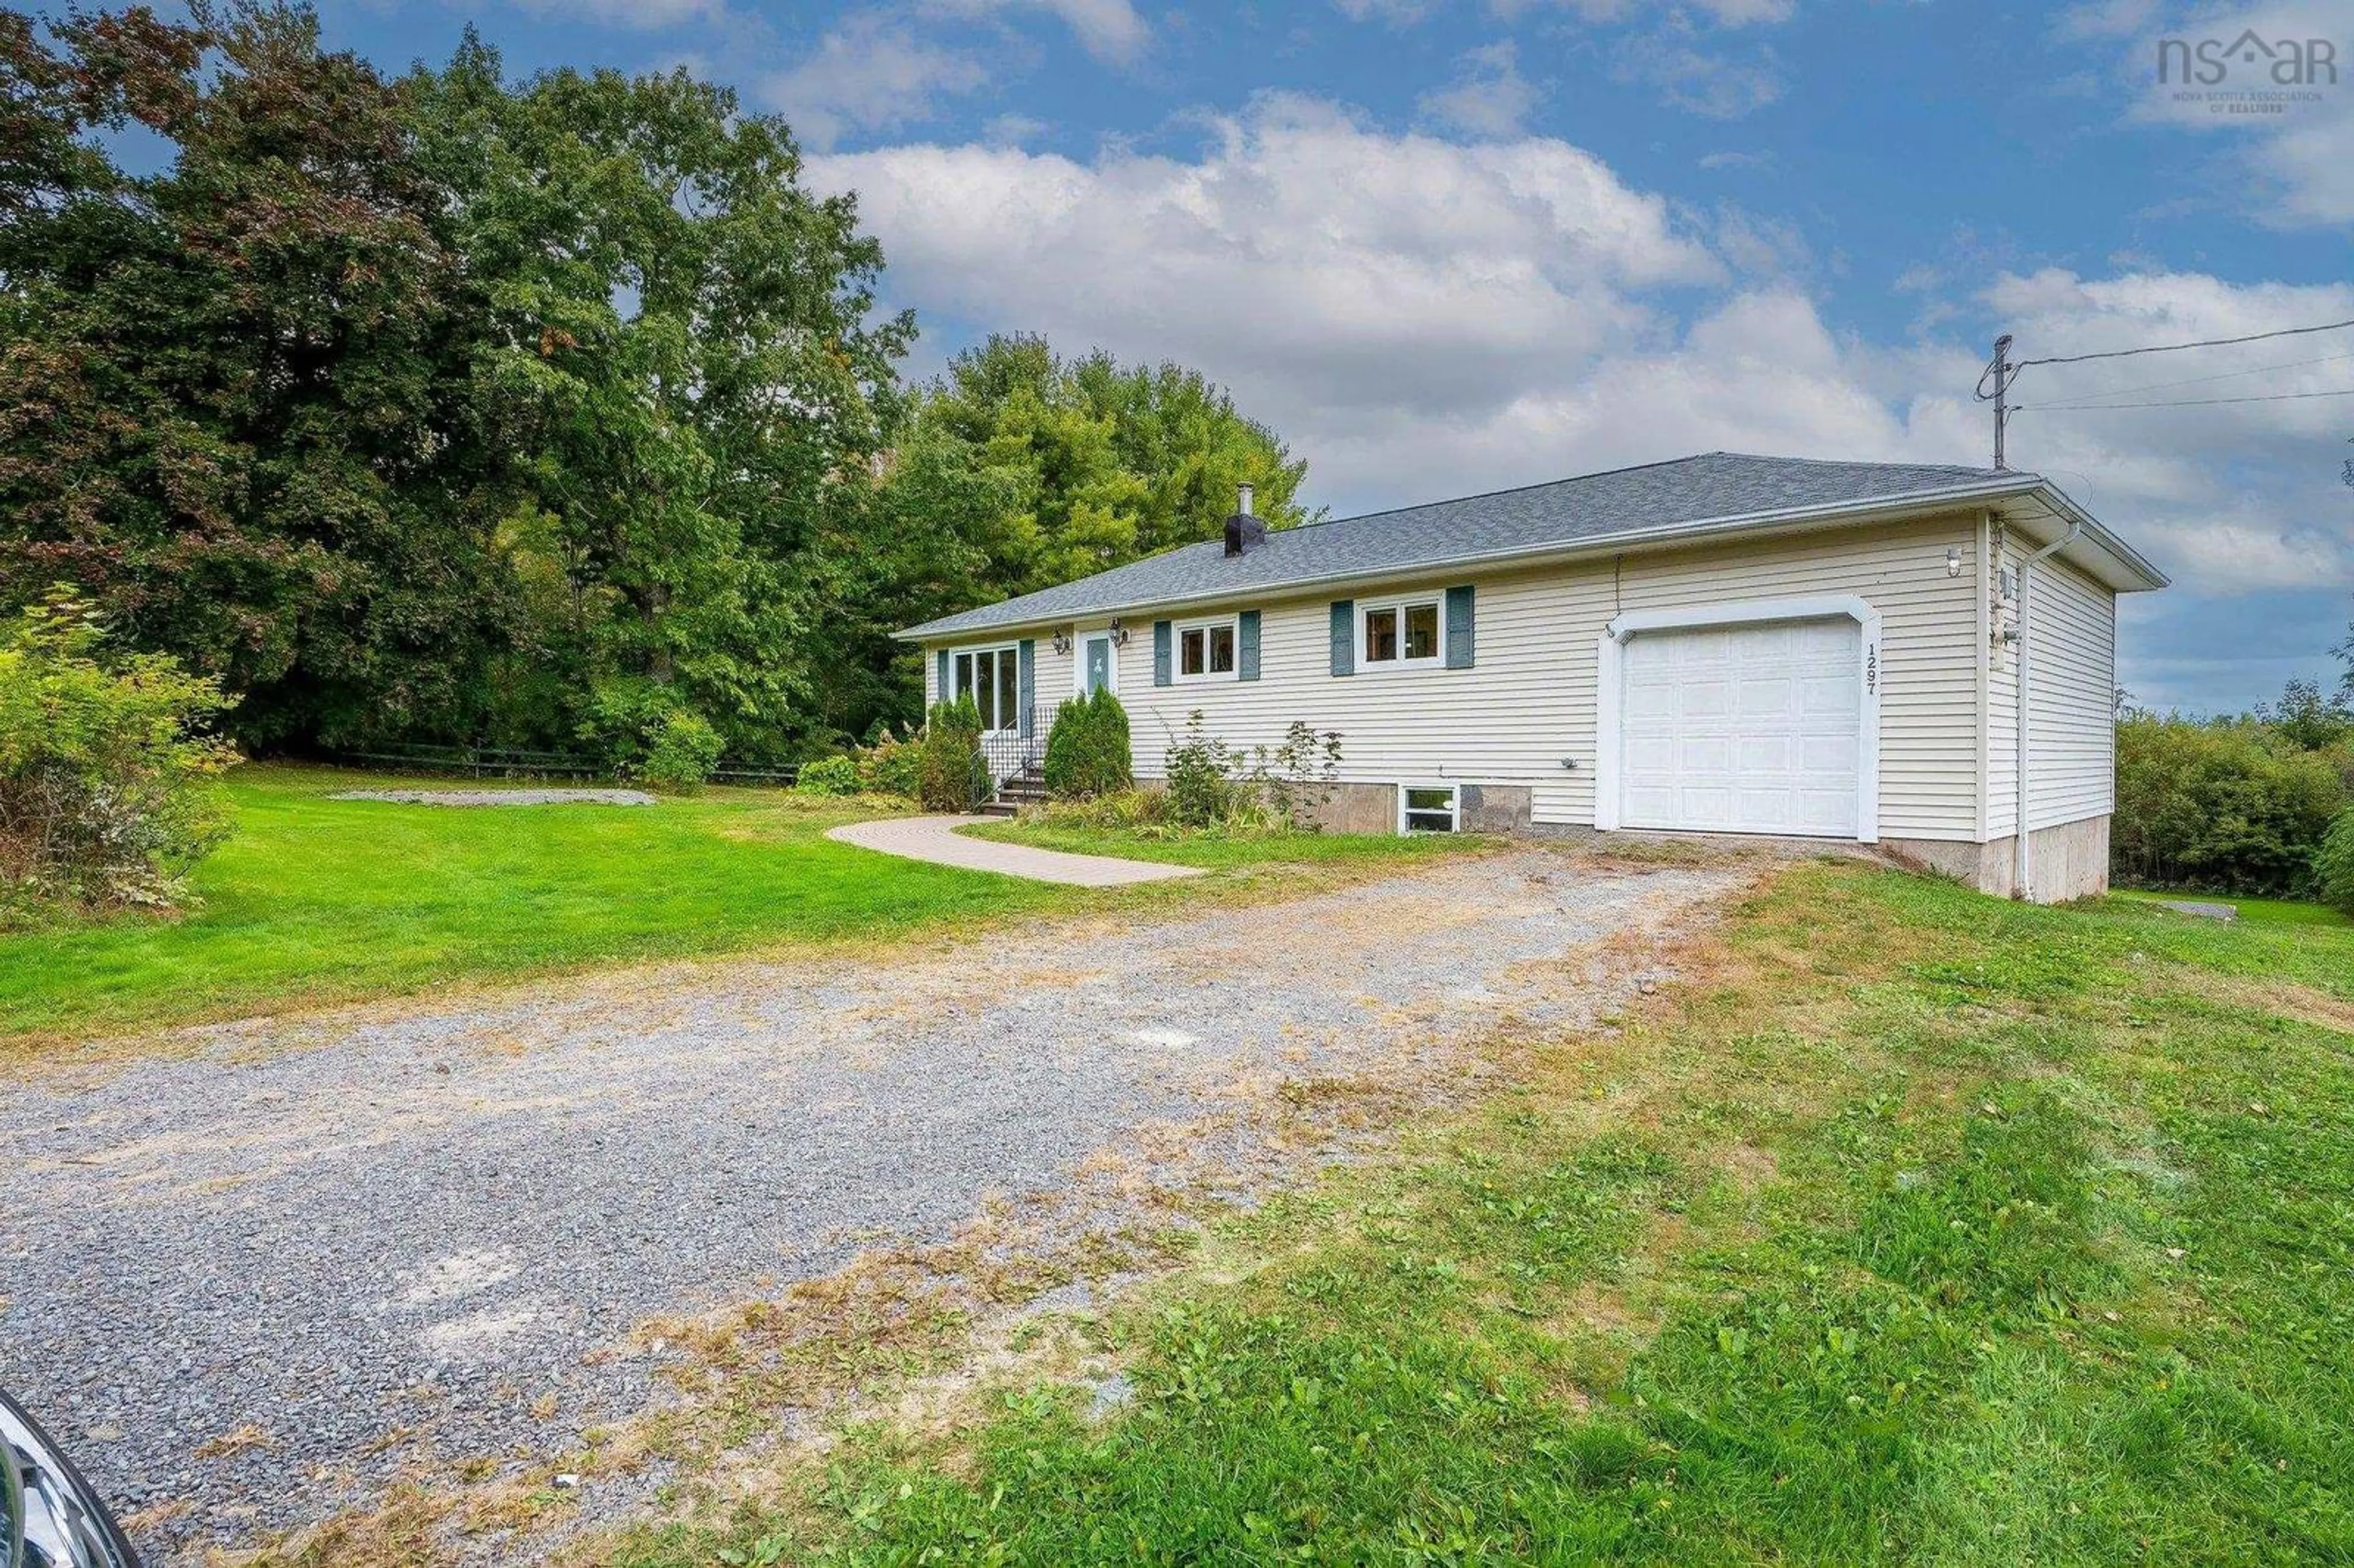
[1043,688,1133,799]
[640,710,725,792]
[2317,810,2354,916]
[794,755,862,796]
[919,695,989,812]
[0,589,236,918]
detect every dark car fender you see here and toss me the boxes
[1,1388,140,1568]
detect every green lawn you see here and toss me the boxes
[606,861,2354,1567]
[0,765,1453,1050]
[2109,888,2352,928]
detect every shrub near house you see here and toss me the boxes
[0,592,235,920]
[1042,688,1133,799]
[918,696,989,812]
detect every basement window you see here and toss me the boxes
[1401,783,1460,833]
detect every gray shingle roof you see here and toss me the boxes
[897,451,2067,641]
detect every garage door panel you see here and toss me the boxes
[1799,734,1856,772]
[1680,786,1735,824]
[1800,677,1856,717]
[1623,785,1678,821]
[1618,617,1861,839]
[1624,736,1675,772]
[1737,677,1795,721]
[1679,680,1734,719]
[1795,790,1854,831]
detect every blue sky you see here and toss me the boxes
[329,0,2354,713]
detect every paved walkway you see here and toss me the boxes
[826,814,1205,886]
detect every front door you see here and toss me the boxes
[1081,634,1113,696]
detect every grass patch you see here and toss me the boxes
[2109,888,2352,929]
[598,862,2354,1566]
[0,764,1465,1050]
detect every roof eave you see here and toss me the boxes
[897,476,2092,642]
[2008,481,2171,592]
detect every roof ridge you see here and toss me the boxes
[1288,451,1720,533]
[1705,448,1999,476]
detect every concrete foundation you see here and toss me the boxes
[1459,783,1534,834]
[1299,782,1400,835]
[1883,814,2111,904]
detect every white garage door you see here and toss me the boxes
[1620,617,1862,837]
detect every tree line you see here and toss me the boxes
[0,2,1308,766]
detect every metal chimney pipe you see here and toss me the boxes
[1237,482,1254,517]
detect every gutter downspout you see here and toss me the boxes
[2013,519,2081,899]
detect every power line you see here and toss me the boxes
[2041,348,2354,405]
[2022,386,2354,412]
[2014,317,2354,368]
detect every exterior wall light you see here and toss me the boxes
[1947,546,1963,577]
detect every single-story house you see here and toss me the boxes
[896,452,2168,903]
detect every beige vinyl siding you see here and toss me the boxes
[2025,555,2116,830]
[933,514,1987,840]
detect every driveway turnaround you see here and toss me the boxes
[0,849,1740,1563]
[826,813,1203,885]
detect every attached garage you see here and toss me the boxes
[1617,616,1864,839]
[1596,595,1883,842]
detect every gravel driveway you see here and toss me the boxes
[0,848,1742,1562]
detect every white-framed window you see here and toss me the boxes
[1400,782,1460,834]
[1175,615,1239,683]
[950,643,1020,731]
[1359,596,1443,668]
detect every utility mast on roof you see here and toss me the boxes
[1978,334,2017,471]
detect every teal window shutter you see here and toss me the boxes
[1153,620,1173,686]
[934,648,949,704]
[1018,639,1035,736]
[1329,600,1355,676]
[1238,610,1262,681]
[1445,585,1475,669]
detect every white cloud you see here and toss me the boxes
[2052,0,2163,40]
[928,0,1151,63]
[816,97,1717,437]
[2099,0,2354,227]
[1980,267,2354,588]
[1697,148,1777,170]
[1501,0,1796,23]
[1612,33,1786,117]
[763,15,990,150]
[1333,0,1436,22]
[505,0,723,25]
[1417,42,1544,137]
[984,113,1051,145]
[813,106,2354,601]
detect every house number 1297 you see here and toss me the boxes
[1865,648,1878,695]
